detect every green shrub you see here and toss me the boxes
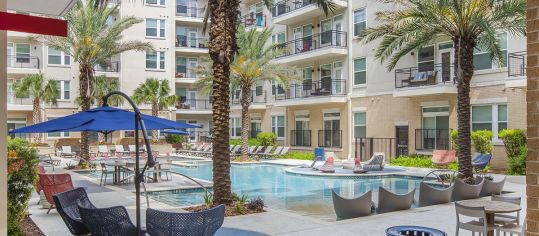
[471,130,493,154]
[165,134,184,144]
[278,151,314,160]
[7,138,39,235]
[507,146,527,175]
[390,155,432,168]
[256,132,276,147]
[229,138,258,146]
[450,130,459,152]
[499,129,526,159]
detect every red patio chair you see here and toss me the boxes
[432,150,456,167]
[39,173,74,214]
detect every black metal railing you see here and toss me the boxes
[175,35,208,48]
[7,55,39,69]
[190,130,212,143]
[291,130,311,147]
[176,5,205,18]
[274,79,346,100]
[354,137,397,162]
[318,130,341,148]
[271,0,346,17]
[94,61,120,72]
[231,90,267,105]
[175,67,197,78]
[240,13,266,28]
[394,63,456,89]
[7,92,32,105]
[508,51,526,77]
[176,98,212,110]
[415,129,451,151]
[274,30,347,58]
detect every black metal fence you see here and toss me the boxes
[415,129,451,151]
[176,99,212,110]
[94,61,120,72]
[240,13,266,28]
[176,5,205,18]
[318,130,341,148]
[394,63,456,89]
[231,90,267,105]
[7,55,39,69]
[175,66,196,79]
[271,0,346,17]
[175,35,208,48]
[274,30,347,58]
[291,130,311,147]
[274,79,346,100]
[354,137,397,162]
[508,51,526,77]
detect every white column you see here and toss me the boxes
[0,0,8,234]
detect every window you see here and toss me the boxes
[271,80,284,95]
[230,117,241,137]
[354,112,366,138]
[146,0,165,5]
[54,81,70,100]
[15,44,30,62]
[473,32,508,70]
[176,57,197,78]
[472,104,508,139]
[353,8,366,36]
[354,57,366,85]
[272,115,285,139]
[271,32,286,44]
[146,19,165,38]
[146,51,165,70]
[48,47,70,65]
[417,46,435,71]
[8,118,26,139]
[48,117,69,138]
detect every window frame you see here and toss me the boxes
[353,112,366,139]
[271,115,285,140]
[471,103,508,140]
[146,51,166,70]
[353,8,366,37]
[353,57,367,86]
[145,18,166,38]
[145,0,165,6]
[47,116,70,139]
[47,47,70,66]
[230,117,241,138]
[54,80,70,100]
[473,32,508,71]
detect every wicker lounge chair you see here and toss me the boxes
[146,205,225,236]
[432,150,456,167]
[491,195,521,226]
[480,176,506,197]
[332,190,372,220]
[39,173,74,213]
[451,177,485,201]
[362,153,385,171]
[53,187,95,235]
[417,182,454,207]
[78,204,139,236]
[377,187,415,214]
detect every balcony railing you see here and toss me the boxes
[175,67,197,78]
[176,5,205,18]
[508,51,526,77]
[291,130,311,147]
[318,130,341,148]
[176,98,212,110]
[271,0,346,17]
[274,79,346,100]
[354,137,397,162]
[274,30,347,58]
[239,13,266,28]
[7,92,32,105]
[7,55,39,69]
[395,63,456,89]
[189,130,212,143]
[94,61,119,73]
[175,35,208,48]
[231,90,267,105]
[415,129,451,151]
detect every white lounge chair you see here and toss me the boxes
[115,145,130,156]
[98,145,111,157]
[60,146,76,157]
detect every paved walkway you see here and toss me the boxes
[30,157,527,236]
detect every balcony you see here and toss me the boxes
[318,130,341,148]
[273,30,347,64]
[274,79,346,106]
[175,5,206,25]
[175,35,209,55]
[291,130,311,147]
[175,67,197,83]
[175,98,212,114]
[239,13,267,29]
[271,0,348,25]
[7,92,33,111]
[415,129,451,151]
[94,61,120,76]
[7,55,40,74]
[506,51,527,88]
[231,90,267,109]
[393,63,457,97]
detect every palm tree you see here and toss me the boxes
[359,0,525,182]
[12,74,59,143]
[42,0,152,163]
[131,78,177,140]
[206,0,335,205]
[195,26,298,161]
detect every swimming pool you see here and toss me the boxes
[148,163,423,221]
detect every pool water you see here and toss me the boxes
[148,163,423,221]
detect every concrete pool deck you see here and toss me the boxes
[30,157,527,235]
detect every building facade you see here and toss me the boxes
[6,0,527,168]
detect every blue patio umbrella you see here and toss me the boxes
[161,129,190,135]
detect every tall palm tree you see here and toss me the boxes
[206,0,335,205]
[42,0,152,163]
[195,26,298,161]
[131,78,177,140]
[359,0,525,182]
[12,74,59,143]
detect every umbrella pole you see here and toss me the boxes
[135,113,141,236]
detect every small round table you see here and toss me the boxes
[386,226,447,236]
[458,199,521,236]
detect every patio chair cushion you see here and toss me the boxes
[146,205,225,236]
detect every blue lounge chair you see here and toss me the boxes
[472,153,492,170]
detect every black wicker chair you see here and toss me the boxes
[52,187,95,235]
[146,204,225,236]
[78,204,139,236]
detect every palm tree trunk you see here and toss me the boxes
[208,0,240,205]
[454,37,475,183]
[79,64,94,164]
[151,102,159,140]
[32,98,41,143]
[239,85,252,161]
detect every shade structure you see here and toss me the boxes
[161,129,190,135]
[8,106,200,134]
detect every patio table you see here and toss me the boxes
[458,199,521,236]
[106,162,163,185]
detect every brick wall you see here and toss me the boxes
[528,1,539,234]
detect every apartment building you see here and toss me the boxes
[6,0,527,168]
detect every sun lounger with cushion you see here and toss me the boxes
[60,146,76,157]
